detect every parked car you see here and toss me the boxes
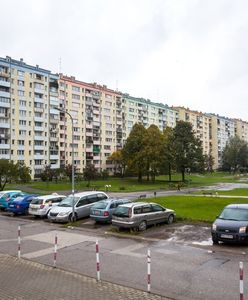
[0,190,24,210]
[48,191,109,223]
[28,194,66,217]
[90,198,131,223]
[7,194,38,215]
[112,202,175,231]
[212,204,248,244]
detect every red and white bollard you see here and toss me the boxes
[147,249,151,293]
[240,261,244,300]
[17,225,21,259]
[96,240,100,281]
[53,233,58,268]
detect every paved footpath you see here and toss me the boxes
[0,254,171,300]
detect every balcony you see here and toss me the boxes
[0,154,10,159]
[34,97,44,103]
[34,126,44,131]
[34,145,44,151]
[34,154,44,159]
[34,135,44,141]
[50,163,60,169]
[50,154,59,160]
[0,91,10,98]
[0,122,10,129]
[34,116,44,122]
[34,165,44,170]
[0,143,10,149]
[34,87,44,94]
[34,107,44,113]
[0,80,10,88]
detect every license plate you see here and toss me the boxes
[221,234,233,239]
[9,205,14,207]
[94,210,100,215]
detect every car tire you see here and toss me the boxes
[69,213,78,222]
[212,237,219,245]
[166,214,174,224]
[138,221,147,231]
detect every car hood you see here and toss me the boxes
[50,206,72,214]
[214,218,248,229]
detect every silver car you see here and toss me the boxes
[112,202,175,231]
[48,191,109,222]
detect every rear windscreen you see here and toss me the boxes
[93,201,108,209]
[113,206,129,217]
[31,198,43,205]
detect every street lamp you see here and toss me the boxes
[55,107,75,222]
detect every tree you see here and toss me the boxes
[63,164,78,182]
[0,159,18,190]
[16,162,31,183]
[83,163,98,186]
[172,121,205,181]
[222,136,248,173]
[122,123,147,182]
[144,125,163,182]
[161,127,174,181]
[204,153,215,173]
[108,150,125,176]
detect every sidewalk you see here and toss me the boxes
[0,254,171,300]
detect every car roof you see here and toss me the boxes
[68,191,108,197]
[0,190,22,193]
[117,202,148,208]
[35,194,66,200]
[103,198,129,202]
[226,204,248,209]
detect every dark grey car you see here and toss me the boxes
[112,202,175,231]
[212,204,248,244]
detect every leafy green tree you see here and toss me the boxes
[122,123,147,182]
[204,153,215,173]
[172,121,204,181]
[0,159,18,190]
[222,136,248,173]
[63,164,78,182]
[83,163,98,186]
[16,162,31,183]
[144,125,163,182]
[161,127,174,181]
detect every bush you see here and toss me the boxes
[119,186,126,190]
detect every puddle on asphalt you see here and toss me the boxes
[192,238,213,246]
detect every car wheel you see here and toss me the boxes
[166,214,174,224]
[138,221,147,231]
[69,213,77,222]
[212,237,219,245]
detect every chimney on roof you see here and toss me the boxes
[36,64,39,68]
[103,85,107,89]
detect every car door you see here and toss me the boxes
[76,197,91,218]
[150,204,166,224]
[141,204,154,225]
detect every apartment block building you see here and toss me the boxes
[59,75,123,174]
[174,106,212,156]
[235,119,248,143]
[122,94,178,140]
[0,56,60,178]
[211,114,236,169]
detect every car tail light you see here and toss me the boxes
[128,208,132,218]
[40,204,45,209]
[103,211,109,217]
[17,205,20,209]
[6,198,11,202]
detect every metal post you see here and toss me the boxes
[240,261,244,300]
[53,233,58,268]
[55,107,75,221]
[96,240,100,281]
[18,225,21,259]
[147,249,151,293]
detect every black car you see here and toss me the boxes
[211,204,248,244]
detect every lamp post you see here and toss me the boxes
[55,107,75,221]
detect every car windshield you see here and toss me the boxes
[113,206,130,217]
[58,196,80,207]
[219,208,248,221]
[92,201,108,209]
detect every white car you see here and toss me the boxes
[48,191,109,222]
[28,194,66,217]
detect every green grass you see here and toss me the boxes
[194,188,248,196]
[6,172,245,193]
[144,195,248,223]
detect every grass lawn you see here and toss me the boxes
[144,195,248,223]
[6,172,245,193]
[194,188,248,196]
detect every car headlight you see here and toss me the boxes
[58,212,70,216]
[212,224,217,231]
[239,227,247,233]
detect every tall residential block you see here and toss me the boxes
[0,56,60,178]
[59,75,123,174]
[174,107,212,156]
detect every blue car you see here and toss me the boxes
[7,194,38,215]
[0,190,25,210]
[90,198,131,223]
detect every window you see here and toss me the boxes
[134,207,142,214]
[72,86,80,92]
[18,90,25,96]
[142,205,152,213]
[151,204,164,212]
[97,193,108,201]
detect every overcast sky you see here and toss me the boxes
[1,0,248,120]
